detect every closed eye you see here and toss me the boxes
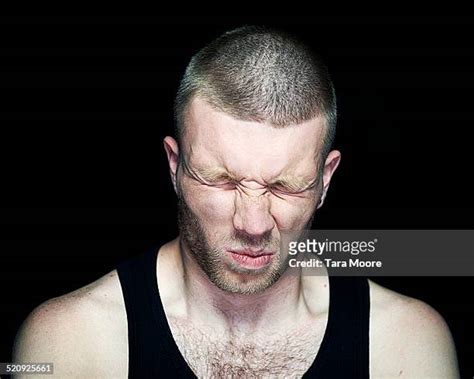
[206,181,238,190]
[269,184,315,198]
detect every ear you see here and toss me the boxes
[163,136,180,194]
[317,150,341,209]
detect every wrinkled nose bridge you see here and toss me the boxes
[240,186,268,198]
[233,186,273,234]
[235,187,271,213]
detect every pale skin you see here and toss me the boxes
[13,97,460,378]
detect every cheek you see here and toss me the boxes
[271,196,318,230]
[182,180,235,226]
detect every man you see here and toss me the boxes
[13,26,460,378]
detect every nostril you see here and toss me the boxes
[233,211,275,236]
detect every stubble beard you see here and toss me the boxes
[177,194,286,295]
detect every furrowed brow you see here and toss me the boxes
[191,166,238,183]
[269,175,318,192]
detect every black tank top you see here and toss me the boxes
[117,248,371,378]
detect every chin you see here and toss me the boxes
[210,266,283,295]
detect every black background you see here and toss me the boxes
[0,16,473,378]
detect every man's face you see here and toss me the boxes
[167,97,339,294]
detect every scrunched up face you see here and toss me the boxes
[167,97,339,294]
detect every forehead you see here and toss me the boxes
[182,97,326,180]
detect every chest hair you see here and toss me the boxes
[168,316,326,378]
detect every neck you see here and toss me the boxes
[173,237,323,336]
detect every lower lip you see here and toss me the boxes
[227,251,274,269]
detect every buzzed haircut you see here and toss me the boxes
[174,25,337,161]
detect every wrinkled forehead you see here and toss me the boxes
[181,97,326,179]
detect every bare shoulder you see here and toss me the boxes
[13,270,128,378]
[368,279,460,378]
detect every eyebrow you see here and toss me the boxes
[191,166,240,182]
[270,175,318,192]
[272,156,323,191]
[189,165,317,191]
[182,162,240,185]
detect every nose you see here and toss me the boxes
[233,190,275,237]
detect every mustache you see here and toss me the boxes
[227,229,279,251]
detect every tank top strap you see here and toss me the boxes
[304,274,370,378]
[117,248,196,378]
